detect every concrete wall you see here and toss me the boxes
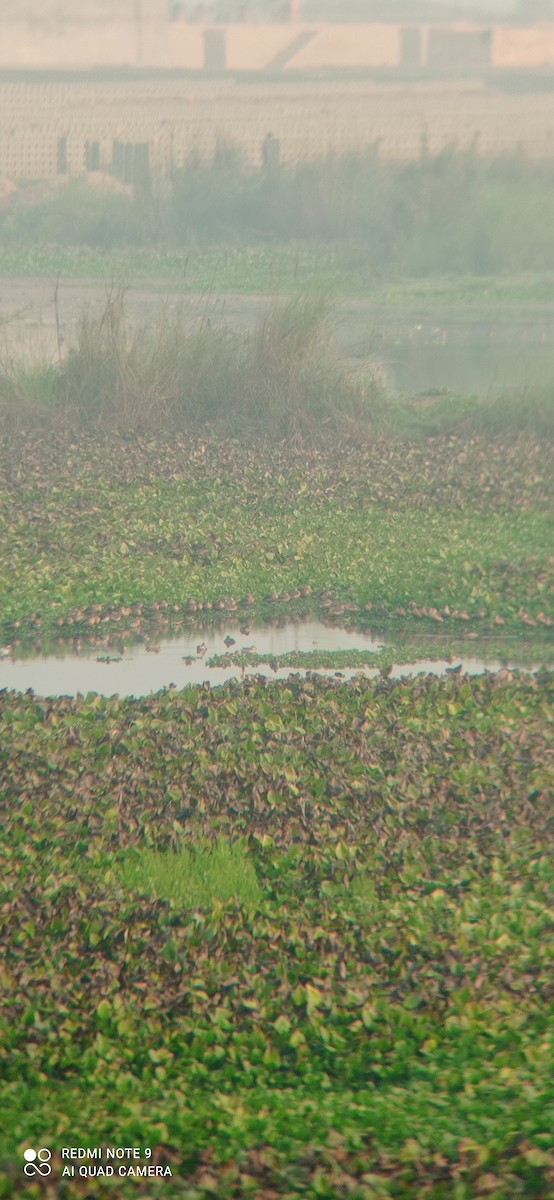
[493,25,554,67]
[166,24,205,68]
[1,15,554,71]
[0,23,165,69]
[224,26,307,70]
[168,21,554,71]
[287,25,400,69]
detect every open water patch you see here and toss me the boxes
[0,619,544,698]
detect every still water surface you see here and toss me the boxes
[0,620,540,698]
[382,341,554,396]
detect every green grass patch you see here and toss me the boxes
[119,840,262,912]
[0,240,350,294]
[209,640,554,671]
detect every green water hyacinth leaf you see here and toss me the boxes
[305,985,323,1016]
[274,1015,292,1035]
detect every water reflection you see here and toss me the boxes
[382,341,554,397]
[0,620,542,698]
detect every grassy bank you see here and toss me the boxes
[3,242,554,307]
[1,672,553,1198]
[4,150,554,275]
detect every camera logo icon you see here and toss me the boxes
[23,1148,52,1177]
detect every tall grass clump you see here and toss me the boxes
[465,382,554,438]
[0,291,384,444]
[119,839,262,912]
[224,294,385,443]
[2,293,553,442]
[0,354,60,432]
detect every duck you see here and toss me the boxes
[224,635,236,648]
[196,642,208,656]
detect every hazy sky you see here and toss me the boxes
[426,0,519,8]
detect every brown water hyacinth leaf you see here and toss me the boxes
[475,1173,505,1192]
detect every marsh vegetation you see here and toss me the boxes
[1,137,553,1200]
[3,148,554,296]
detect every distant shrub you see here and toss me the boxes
[167,147,554,276]
[468,382,554,438]
[3,149,554,276]
[1,182,160,249]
